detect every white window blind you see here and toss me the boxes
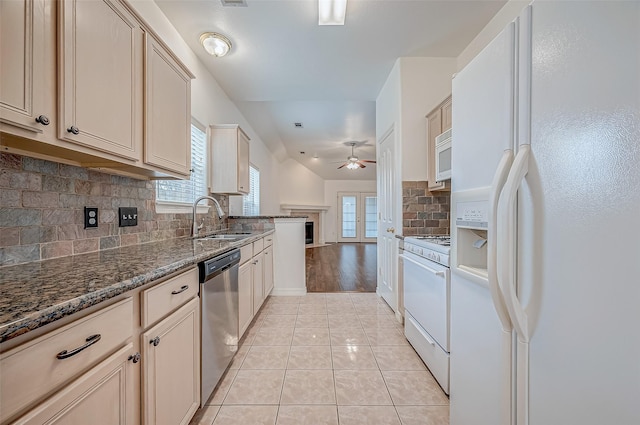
[156,123,207,204]
[243,165,260,216]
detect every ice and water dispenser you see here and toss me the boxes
[451,189,490,285]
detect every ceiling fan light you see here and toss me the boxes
[346,162,359,170]
[200,32,232,57]
[318,0,347,25]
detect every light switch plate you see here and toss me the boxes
[118,207,138,227]
[84,207,99,229]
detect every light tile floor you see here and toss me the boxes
[190,293,449,425]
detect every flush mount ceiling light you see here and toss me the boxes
[318,0,347,25]
[200,32,232,57]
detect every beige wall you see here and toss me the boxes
[128,1,282,214]
[277,158,325,207]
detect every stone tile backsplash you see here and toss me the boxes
[402,181,450,236]
[0,153,227,266]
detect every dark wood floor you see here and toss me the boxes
[305,243,377,292]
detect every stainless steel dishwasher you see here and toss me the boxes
[198,248,241,406]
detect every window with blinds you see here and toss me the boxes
[243,165,260,215]
[156,123,207,204]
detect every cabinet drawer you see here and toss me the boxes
[141,267,198,328]
[404,311,449,394]
[253,238,264,254]
[239,243,253,265]
[0,298,133,423]
[263,235,273,248]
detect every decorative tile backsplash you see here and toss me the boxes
[402,181,450,236]
[0,153,227,266]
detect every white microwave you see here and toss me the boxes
[435,128,452,182]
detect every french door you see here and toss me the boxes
[337,192,377,243]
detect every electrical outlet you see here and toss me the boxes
[84,207,99,229]
[118,207,138,227]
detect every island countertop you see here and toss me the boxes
[0,230,274,343]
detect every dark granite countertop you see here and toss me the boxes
[0,230,274,343]
[229,215,307,219]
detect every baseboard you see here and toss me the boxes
[270,287,308,296]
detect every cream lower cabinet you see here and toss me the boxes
[12,344,135,425]
[141,297,200,425]
[251,250,264,316]
[238,260,253,337]
[263,245,274,297]
[238,236,274,338]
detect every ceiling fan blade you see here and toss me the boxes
[360,159,376,163]
[357,162,366,168]
[337,163,348,169]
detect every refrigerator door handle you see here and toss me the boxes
[489,149,515,332]
[497,144,531,342]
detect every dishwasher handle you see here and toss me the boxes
[199,249,241,283]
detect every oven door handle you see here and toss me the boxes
[400,254,446,277]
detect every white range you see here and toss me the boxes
[400,235,450,394]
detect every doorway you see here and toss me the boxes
[337,192,377,243]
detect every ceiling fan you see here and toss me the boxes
[337,142,376,169]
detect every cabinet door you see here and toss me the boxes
[13,344,136,425]
[427,107,447,191]
[144,33,192,177]
[238,261,253,337]
[142,298,200,425]
[441,96,453,132]
[263,246,274,297]
[0,0,49,134]
[252,250,264,315]
[58,0,142,160]
[237,129,250,194]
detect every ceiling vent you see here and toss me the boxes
[294,122,303,128]
[220,0,247,7]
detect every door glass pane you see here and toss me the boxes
[342,196,357,238]
[365,196,377,238]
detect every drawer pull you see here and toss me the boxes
[67,125,80,135]
[151,336,161,347]
[171,285,189,295]
[56,334,101,359]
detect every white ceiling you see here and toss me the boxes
[155,0,505,180]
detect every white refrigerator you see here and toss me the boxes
[449,2,640,425]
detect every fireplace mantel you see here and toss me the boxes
[280,204,330,212]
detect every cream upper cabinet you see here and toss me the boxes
[12,344,136,425]
[0,0,51,135]
[141,297,200,425]
[143,33,194,177]
[426,96,452,191]
[58,0,143,161]
[208,125,250,195]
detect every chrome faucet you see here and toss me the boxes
[192,195,225,237]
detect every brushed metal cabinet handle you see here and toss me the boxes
[56,334,101,359]
[150,336,160,347]
[35,115,50,125]
[171,285,189,295]
[67,125,80,135]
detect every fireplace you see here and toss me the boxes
[280,204,330,247]
[305,222,314,244]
